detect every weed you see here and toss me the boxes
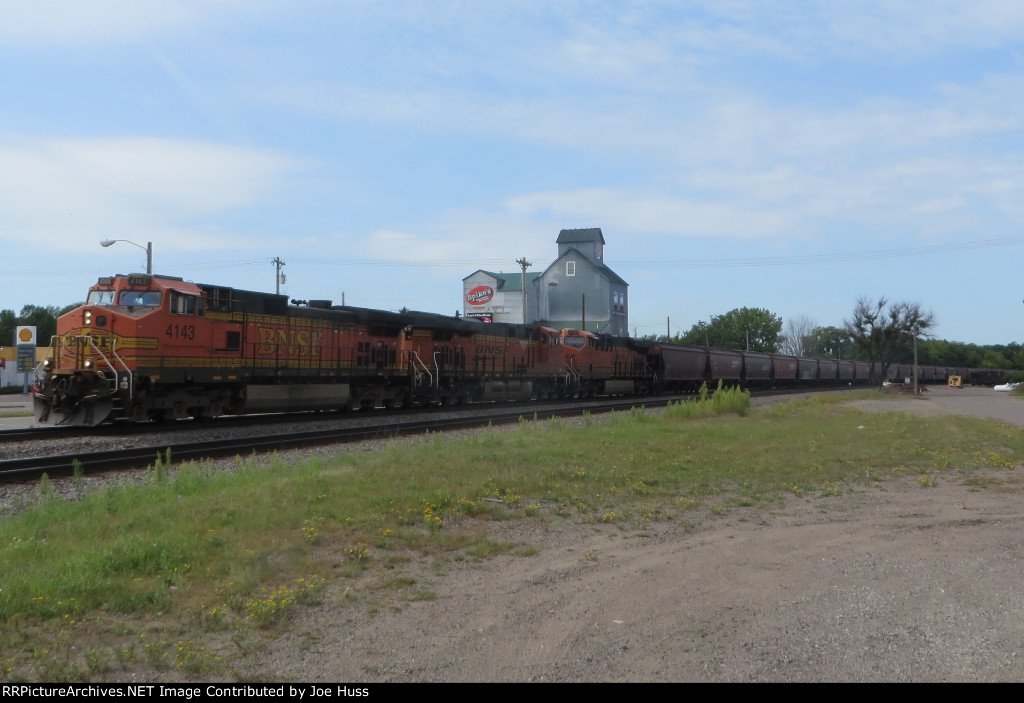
[38,473,54,501]
[245,585,296,627]
[301,519,322,545]
[423,506,443,532]
[72,459,85,497]
[344,544,370,562]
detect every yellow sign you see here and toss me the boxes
[16,326,36,346]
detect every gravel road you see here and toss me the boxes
[233,386,1024,682]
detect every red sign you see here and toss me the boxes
[466,285,494,306]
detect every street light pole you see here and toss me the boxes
[100,239,152,274]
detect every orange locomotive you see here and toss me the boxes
[34,274,655,426]
[33,272,975,427]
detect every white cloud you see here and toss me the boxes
[0,136,306,250]
[0,0,199,45]
[359,214,555,268]
[505,187,797,240]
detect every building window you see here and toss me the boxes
[612,291,626,314]
[566,261,576,276]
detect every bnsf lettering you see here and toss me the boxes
[256,327,324,356]
[67,335,111,349]
[475,343,508,355]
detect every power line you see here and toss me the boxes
[244,235,1024,270]
[2,235,1020,278]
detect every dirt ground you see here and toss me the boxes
[239,387,1024,683]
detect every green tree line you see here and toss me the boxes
[649,304,1024,372]
[1,304,80,347]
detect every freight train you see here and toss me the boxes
[32,273,987,426]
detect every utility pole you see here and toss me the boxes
[913,327,919,396]
[516,257,531,324]
[272,257,286,294]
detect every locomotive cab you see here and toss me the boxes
[558,328,596,353]
[556,329,640,397]
[35,274,211,426]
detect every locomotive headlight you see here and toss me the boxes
[84,310,92,325]
[42,357,52,370]
[83,359,94,369]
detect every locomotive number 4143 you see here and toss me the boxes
[165,324,197,340]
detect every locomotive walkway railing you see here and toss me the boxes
[407,350,434,391]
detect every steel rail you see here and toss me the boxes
[0,396,675,482]
[0,387,859,483]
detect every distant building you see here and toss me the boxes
[461,270,541,324]
[529,228,628,336]
[462,227,629,335]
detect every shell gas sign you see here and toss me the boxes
[16,326,36,346]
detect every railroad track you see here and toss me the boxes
[0,387,857,483]
[1,396,688,482]
[0,394,662,445]
[0,405,436,444]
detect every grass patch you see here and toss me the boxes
[2,388,1023,680]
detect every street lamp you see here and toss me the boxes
[100,239,152,274]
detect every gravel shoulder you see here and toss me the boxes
[238,386,1024,682]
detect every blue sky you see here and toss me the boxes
[2,1,1024,345]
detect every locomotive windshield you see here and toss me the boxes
[86,290,116,306]
[562,336,586,349]
[117,291,162,307]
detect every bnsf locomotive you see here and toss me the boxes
[33,273,979,426]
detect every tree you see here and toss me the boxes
[844,297,935,381]
[807,325,854,360]
[0,305,75,347]
[779,316,816,356]
[17,305,63,345]
[679,307,783,352]
[920,339,982,368]
[0,309,16,347]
